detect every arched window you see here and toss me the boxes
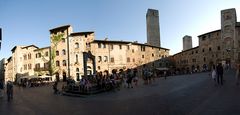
[76,54,79,63]
[24,54,27,60]
[28,53,31,59]
[62,49,66,55]
[62,38,65,43]
[98,56,102,62]
[56,51,59,56]
[75,43,79,48]
[76,68,79,72]
[63,60,66,66]
[104,56,108,62]
[56,61,60,66]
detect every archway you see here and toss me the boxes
[55,73,59,82]
[83,51,96,78]
[63,72,67,81]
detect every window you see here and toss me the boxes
[119,45,122,49]
[127,57,130,62]
[35,63,40,69]
[204,57,206,62]
[152,53,154,57]
[24,64,27,70]
[110,57,114,62]
[132,58,135,62]
[103,43,106,48]
[56,61,60,66]
[110,44,114,50]
[98,43,101,48]
[195,50,198,53]
[62,38,65,43]
[132,49,134,53]
[202,36,206,41]
[217,46,221,50]
[24,54,27,60]
[76,68,79,72]
[38,53,41,58]
[142,55,144,58]
[86,43,90,48]
[76,73,80,81]
[85,34,87,38]
[76,55,79,63]
[28,64,32,69]
[75,43,79,48]
[28,54,31,59]
[45,51,48,57]
[202,48,205,52]
[56,51,59,56]
[63,60,66,66]
[98,56,102,62]
[209,47,212,51]
[44,63,48,69]
[104,56,108,62]
[98,66,101,70]
[192,59,196,63]
[127,45,130,50]
[141,46,145,51]
[62,49,66,55]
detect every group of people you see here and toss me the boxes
[211,63,224,85]
[94,68,139,90]
[0,81,14,102]
[58,68,140,94]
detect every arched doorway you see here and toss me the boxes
[63,72,67,81]
[55,73,59,82]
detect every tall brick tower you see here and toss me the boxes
[221,8,237,64]
[183,35,192,51]
[146,9,161,47]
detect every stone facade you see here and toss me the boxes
[1,45,50,83]
[1,25,169,82]
[147,9,161,47]
[173,8,240,72]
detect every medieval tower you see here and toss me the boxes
[183,35,192,51]
[221,8,237,64]
[146,9,161,47]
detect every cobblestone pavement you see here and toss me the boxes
[1,70,240,115]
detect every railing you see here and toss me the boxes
[34,67,49,71]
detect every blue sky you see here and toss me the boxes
[0,0,240,59]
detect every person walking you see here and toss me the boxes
[52,81,58,94]
[211,65,217,86]
[216,63,224,85]
[126,69,133,88]
[6,81,13,102]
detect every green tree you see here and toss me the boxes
[50,33,64,76]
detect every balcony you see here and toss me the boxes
[34,67,49,71]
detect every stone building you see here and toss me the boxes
[1,45,50,83]
[172,8,240,72]
[48,25,169,81]
[147,9,161,47]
